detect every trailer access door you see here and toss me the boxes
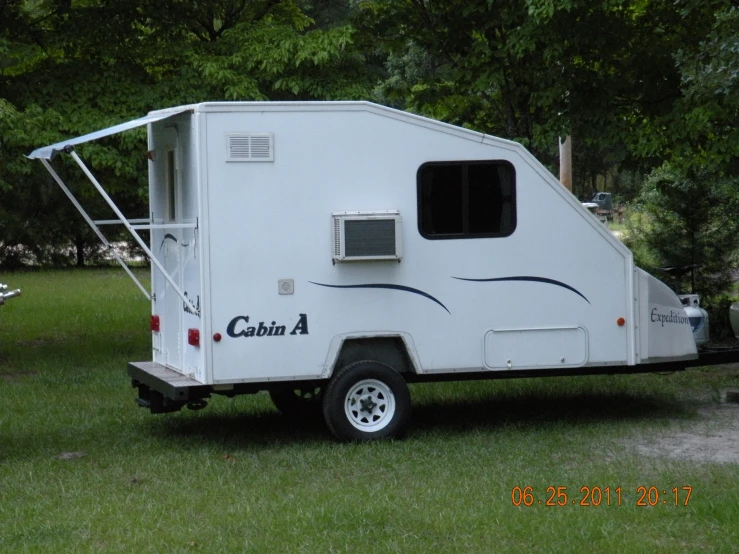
[149,118,204,381]
[152,126,184,370]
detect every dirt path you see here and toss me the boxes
[629,396,739,464]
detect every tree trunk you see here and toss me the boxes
[559,136,572,192]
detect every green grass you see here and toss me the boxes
[1,269,739,552]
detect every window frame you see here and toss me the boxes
[164,148,178,223]
[416,159,517,240]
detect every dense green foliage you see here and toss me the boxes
[631,165,739,290]
[2,0,738,284]
[625,162,739,336]
[358,1,737,189]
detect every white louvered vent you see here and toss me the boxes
[226,133,274,162]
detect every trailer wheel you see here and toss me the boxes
[323,360,411,441]
[269,386,324,417]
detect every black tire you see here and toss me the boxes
[269,385,324,417]
[323,360,411,441]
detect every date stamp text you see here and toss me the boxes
[511,486,692,507]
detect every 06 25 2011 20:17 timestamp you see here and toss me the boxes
[511,486,692,507]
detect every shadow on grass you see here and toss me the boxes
[146,409,331,450]
[147,389,698,447]
[410,390,696,435]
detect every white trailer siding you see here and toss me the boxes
[192,105,634,384]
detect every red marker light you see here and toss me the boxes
[150,315,160,332]
[188,328,200,347]
[213,333,222,342]
[617,317,626,326]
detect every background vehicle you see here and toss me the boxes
[0,283,21,306]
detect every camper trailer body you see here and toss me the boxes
[29,102,697,440]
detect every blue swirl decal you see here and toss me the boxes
[452,275,590,304]
[309,282,450,314]
[159,232,190,250]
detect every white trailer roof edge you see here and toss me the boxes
[161,100,507,146]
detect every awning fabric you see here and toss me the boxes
[28,109,190,160]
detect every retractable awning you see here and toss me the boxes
[27,107,199,314]
[28,108,191,160]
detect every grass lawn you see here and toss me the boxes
[1,268,739,552]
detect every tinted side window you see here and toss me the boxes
[418,161,516,239]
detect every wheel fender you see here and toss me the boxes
[321,333,422,379]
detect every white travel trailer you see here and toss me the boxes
[30,102,698,441]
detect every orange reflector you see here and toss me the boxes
[617,317,625,326]
[150,315,160,332]
[188,328,200,347]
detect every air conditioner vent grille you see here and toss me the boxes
[344,219,396,257]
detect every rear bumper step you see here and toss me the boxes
[127,361,272,413]
[128,361,210,413]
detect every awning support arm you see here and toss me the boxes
[40,159,152,302]
[66,149,199,315]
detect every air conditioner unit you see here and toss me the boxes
[332,211,402,262]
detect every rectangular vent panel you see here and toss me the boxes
[226,133,274,162]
